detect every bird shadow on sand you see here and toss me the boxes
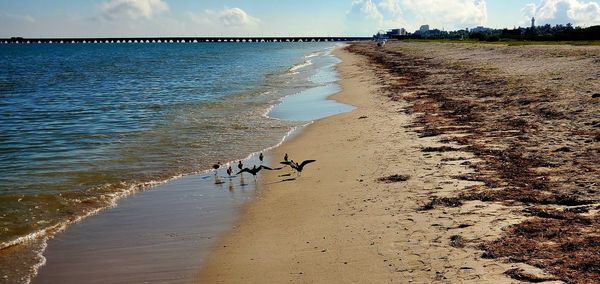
[265,178,297,185]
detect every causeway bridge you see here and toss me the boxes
[1,36,372,44]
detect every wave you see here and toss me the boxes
[304,51,323,59]
[289,59,312,72]
[1,175,187,284]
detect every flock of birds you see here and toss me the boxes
[212,152,316,182]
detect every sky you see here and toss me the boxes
[1,0,599,37]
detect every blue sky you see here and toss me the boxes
[1,0,599,37]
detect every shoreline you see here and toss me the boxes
[20,41,598,283]
[196,46,528,283]
[24,44,348,284]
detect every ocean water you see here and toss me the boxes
[0,42,351,283]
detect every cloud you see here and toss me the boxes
[218,7,260,27]
[359,0,384,21]
[100,0,169,20]
[186,7,260,36]
[346,0,487,34]
[523,0,600,27]
[378,0,403,17]
[400,0,487,29]
[346,0,386,34]
[189,7,259,28]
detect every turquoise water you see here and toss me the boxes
[269,54,353,121]
[0,42,349,282]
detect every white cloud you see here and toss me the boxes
[218,7,260,27]
[522,3,537,18]
[186,7,260,36]
[189,7,259,28]
[378,0,403,17]
[346,0,386,35]
[361,0,385,20]
[400,0,487,29]
[523,0,600,27]
[346,0,487,34]
[100,0,169,20]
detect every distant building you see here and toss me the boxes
[413,25,448,38]
[470,26,492,33]
[386,29,400,37]
[425,29,447,37]
[386,28,408,37]
[531,17,535,28]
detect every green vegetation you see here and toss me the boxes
[391,24,600,46]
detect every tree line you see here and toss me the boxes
[392,24,600,42]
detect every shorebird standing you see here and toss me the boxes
[237,161,243,176]
[212,162,221,176]
[280,153,293,174]
[281,159,316,176]
[259,153,264,163]
[226,166,233,178]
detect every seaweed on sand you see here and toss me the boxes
[377,174,410,183]
[418,197,463,211]
[345,42,600,283]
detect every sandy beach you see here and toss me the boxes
[195,41,600,283]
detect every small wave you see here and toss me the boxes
[323,43,347,56]
[21,239,47,284]
[241,122,312,163]
[1,175,185,284]
[304,51,323,59]
[262,103,278,120]
[289,59,312,72]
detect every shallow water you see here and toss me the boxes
[269,54,353,121]
[34,155,265,284]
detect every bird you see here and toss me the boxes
[236,165,279,180]
[226,166,233,177]
[280,153,293,171]
[259,153,264,163]
[280,159,316,176]
[212,162,221,175]
[238,161,244,177]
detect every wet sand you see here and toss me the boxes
[196,46,554,283]
[33,156,264,284]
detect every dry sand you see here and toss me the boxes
[195,46,558,283]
